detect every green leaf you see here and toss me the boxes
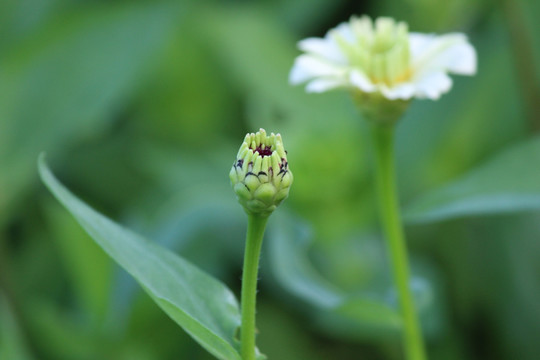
[270,0,348,33]
[405,136,540,223]
[0,293,34,360]
[38,155,242,360]
[44,200,113,323]
[0,3,180,222]
[24,300,102,360]
[268,214,441,340]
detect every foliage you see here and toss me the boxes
[1,0,539,359]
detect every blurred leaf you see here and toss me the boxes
[268,213,441,340]
[131,28,237,148]
[44,200,113,324]
[269,215,346,309]
[489,214,540,360]
[0,294,33,360]
[0,3,180,223]
[0,0,67,51]
[405,136,540,223]
[38,156,243,360]
[375,0,485,32]
[25,300,101,360]
[271,0,348,33]
[521,0,540,69]
[256,301,327,360]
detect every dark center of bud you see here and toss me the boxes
[251,145,273,157]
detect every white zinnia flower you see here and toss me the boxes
[289,15,476,101]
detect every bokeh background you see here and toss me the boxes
[1,0,540,359]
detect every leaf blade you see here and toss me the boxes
[0,3,180,220]
[268,214,441,339]
[405,136,540,223]
[38,155,241,360]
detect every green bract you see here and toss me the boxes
[230,129,293,216]
[352,90,410,124]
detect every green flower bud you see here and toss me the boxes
[230,129,293,217]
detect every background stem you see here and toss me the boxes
[499,0,540,133]
[371,124,427,360]
[240,214,269,360]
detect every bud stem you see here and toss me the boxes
[240,214,269,360]
[371,124,427,360]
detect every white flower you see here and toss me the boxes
[289,16,476,100]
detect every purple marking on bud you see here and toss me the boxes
[250,145,273,157]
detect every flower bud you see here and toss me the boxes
[230,129,293,216]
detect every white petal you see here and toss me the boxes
[409,33,436,60]
[413,71,453,100]
[380,83,416,100]
[350,70,376,92]
[441,39,476,75]
[289,55,346,85]
[331,21,356,44]
[305,78,346,93]
[298,37,347,64]
[410,33,477,76]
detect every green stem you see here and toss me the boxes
[371,124,426,360]
[240,214,269,360]
[500,0,540,132]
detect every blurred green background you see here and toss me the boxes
[1,0,540,359]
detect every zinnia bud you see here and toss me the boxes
[230,129,293,216]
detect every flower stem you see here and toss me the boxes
[240,214,269,360]
[500,0,540,132]
[371,124,426,360]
